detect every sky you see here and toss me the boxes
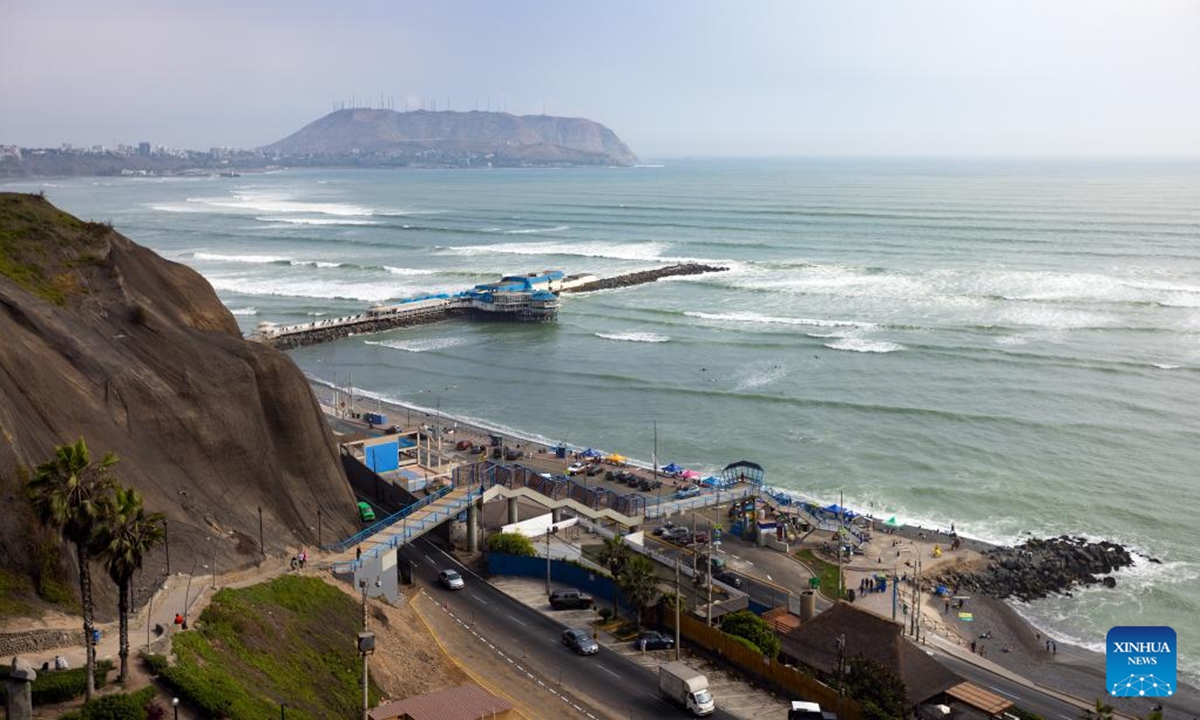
[2,0,1199,157]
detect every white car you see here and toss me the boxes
[437,569,465,590]
[566,462,587,476]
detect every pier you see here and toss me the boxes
[251,263,727,349]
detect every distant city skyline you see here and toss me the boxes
[2,0,1199,157]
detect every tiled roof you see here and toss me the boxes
[368,684,512,720]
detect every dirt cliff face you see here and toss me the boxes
[0,193,356,618]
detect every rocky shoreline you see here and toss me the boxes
[563,263,729,293]
[937,535,1136,602]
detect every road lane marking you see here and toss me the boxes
[469,593,489,605]
[597,665,620,678]
[506,613,528,627]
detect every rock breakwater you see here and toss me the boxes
[563,263,728,293]
[939,535,1134,602]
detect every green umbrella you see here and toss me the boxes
[884,516,902,528]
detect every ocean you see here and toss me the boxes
[8,159,1200,680]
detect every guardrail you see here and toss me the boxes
[645,486,754,519]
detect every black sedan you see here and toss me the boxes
[635,631,675,651]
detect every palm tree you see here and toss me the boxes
[1081,698,1116,720]
[598,533,629,617]
[26,438,117,701]
[619,554,661,631]
[98,484,164,683]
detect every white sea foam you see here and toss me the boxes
[685,311,873,329]
[207,276,422,303]
[254,216,381,226]
[734,362,788,391]
[1151,363,1181,370]
[504,224,571,234]
[383,266,438,276]
[594,332,670,343]
[184,192,375,216]
[364,337,467,353]
[437,240,670,262]
[194,252,291,264]
[824,338,904,353]
[228,306,257,316]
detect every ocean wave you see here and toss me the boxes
[384,266,438,276]
[228,306,257,316]
[182,192,375,217]
[193,252,292,264]
[824,338,904,353]
[734,362,788,391]
[254,216,381,226]
[1151,363,1181,370]
[504,224,571,234]
[435,240,670,262]
[594,332,670,343]
[364,337,468,353]
[685,311,873,329]
[207,276,427,303]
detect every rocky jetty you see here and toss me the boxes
[563,263,729,293]
[938,535,1134,602]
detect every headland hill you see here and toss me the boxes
[0,107,639,178]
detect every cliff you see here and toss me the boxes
[262,108,639,166]
[0,193,356,619]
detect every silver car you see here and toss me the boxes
[437,569,465,590]
[562,628,599,655]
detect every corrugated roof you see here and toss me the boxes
[946,682,1013,716]
[368,684,512,720]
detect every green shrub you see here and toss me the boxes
[486,532,536,557]
[598,607,614,621]
[60,686,156,720]
[719,610,781,658]
[0,659,115,705]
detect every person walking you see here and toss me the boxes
[1046,639,1051,652]
[1052,640,1057,654]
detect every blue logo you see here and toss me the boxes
[1106,626,1176,697]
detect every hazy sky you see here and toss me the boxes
[2,0,1198,157]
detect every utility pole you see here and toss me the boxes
[835,634,846,718]
[258,506,264,556]
[706,536,714,627]
[837,490,845,599]
[674,557,681,661]
[545,527,552,595]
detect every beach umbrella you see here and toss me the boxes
[680,469,702,479]
[662,462,684,474]
[884,516,903,528]
[581,448,601,458]
[606,453,627,463]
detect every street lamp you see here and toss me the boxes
[545,526,553,595]
[163,519,170,576]
[357,578,378,720]
[172,697,179,720]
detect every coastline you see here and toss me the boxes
[307,377,1199,715]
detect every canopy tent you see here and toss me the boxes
[580,448,602,458]
[605,453,627,463]
[824,504,858,519]
[884,516,903,528]
[700,475,735,488]
[680,469,702,479]
[661,462,685,474]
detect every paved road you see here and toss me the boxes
[930,647,1081,720]
[401,538,737,720]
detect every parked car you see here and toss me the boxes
[562,628,599,655]
[605,470,619,481]
[586,463,605,476]
[567,462,587,476]
[662,526,691,543]
[505,447,524,461]
[437,569,465,590]
[357,502,376,523]
[674,484,702,500]
[549,588,594,610]
[639,478,663,491]
[455,439,473,451]
[636,631,675,651]
[714,571,743,589]
[653,521,677,536]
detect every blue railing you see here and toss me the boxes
[324,485,454,553]
[329,487,478,574]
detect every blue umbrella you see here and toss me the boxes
[662,463,684,474]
